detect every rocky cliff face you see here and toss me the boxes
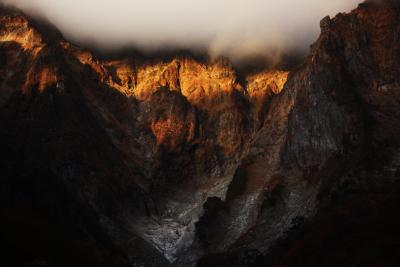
[1,1,399,266]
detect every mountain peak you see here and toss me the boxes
[0,10,44,54]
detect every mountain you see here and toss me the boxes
[0,1,399,266]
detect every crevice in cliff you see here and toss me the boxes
[195,197,224,248]
[225,162,249,202]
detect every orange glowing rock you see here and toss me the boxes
[134,60,181,100]
[22,66,60,93]
[179,58,242,104]
[0,15,44,55]
[247,70,288,96]
[151,116,196,150]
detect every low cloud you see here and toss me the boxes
[1,0,361,65]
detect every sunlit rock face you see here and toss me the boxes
[1,1,400,267]
[64,49,289,263]
[0,12,43,53]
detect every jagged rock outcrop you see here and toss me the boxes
[0,1,399,267]
[200,1,400,266]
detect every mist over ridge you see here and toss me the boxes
[1,0,361,66]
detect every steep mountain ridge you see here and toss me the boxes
[0,6,289,265]
[0,1,399,266]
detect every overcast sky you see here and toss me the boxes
[1,0,361,63]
